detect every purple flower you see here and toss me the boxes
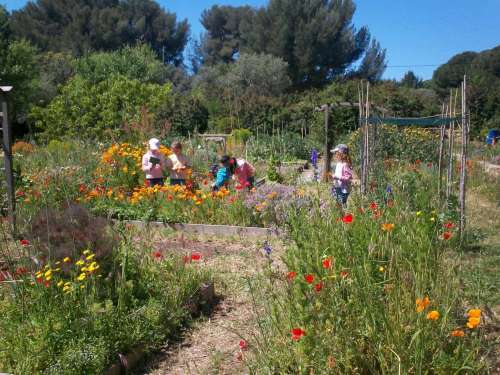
[263,241,272,256]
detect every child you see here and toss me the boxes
[331,144,353,206]
[231,157,256,189]
[212,155,232,191]
[142,138,166,186]
[168,141,191,185]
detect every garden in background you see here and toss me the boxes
[1,0,499,373]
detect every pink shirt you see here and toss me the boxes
[333,162,353,191]
[234,159,255,186]
[142,151,166,179]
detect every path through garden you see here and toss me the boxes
[136,232,285,375]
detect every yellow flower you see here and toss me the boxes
[76,260,85,266]
[77,273,86,281]
[381,223,395,232]
[466,317,480,329]
[379,266,385,272]
[467,309,481,318]
[57,281,64,287]
[430,217,435,222]
[81,267,88,272]
[416,297,430,313]
[83,250,91,255]
[86,254,95,261]
[416,211,422,216]
[426,310,440,321]
[44,270,53,278]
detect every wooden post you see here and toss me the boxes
[446,90,455,200]
[358,83,366,194]
[459,77,468,242]
[322,105,331,182]
[0,87,15,234]
[437,103,446,200]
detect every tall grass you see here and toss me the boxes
[247,166,485,374]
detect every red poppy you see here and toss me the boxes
[287,271,297,281]
[314,282,323,292]
[341,214,353,224]
[152,251,162,259]
[16,190,25,197]
[235,184,244,191]
[322,258,331,269]
[372,210,382,219]
[191,253,201,261]
[442,232,452,240]
[415,159,421,165]
[443,222,454,229]
[79,184,87,193]
[291,328,306,341]
[167,195,174,201]
[20,239,30,246]
[304,274,314,284]
[44,280,50,288]
[369,202,378,210]
[239,340,247,350]
[340,271,349,278]
[202,179,208,186]
[36,277,43,284]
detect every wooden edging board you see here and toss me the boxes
[117,220,281,238]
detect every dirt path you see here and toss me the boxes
[137,233,284,375]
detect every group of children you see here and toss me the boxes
[142,137,353,205]
[142,138,256,191]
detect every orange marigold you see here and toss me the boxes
[415,297,430,313]
[426,310,440,321]
[451,329,465,337]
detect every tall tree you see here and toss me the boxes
[10,0,189,64]
[353,39,387,82]
[199,5,254,65]
[400,70,423,89]
[242,0,371,87]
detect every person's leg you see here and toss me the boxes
[149,178,164,186]
[170,179,185,186]
[246,176,255,189]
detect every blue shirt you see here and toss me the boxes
[214,167,230,188]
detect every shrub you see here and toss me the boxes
[12,141,35,155]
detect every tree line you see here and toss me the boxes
[0,0,498,141]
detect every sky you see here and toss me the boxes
[2,0,500,80]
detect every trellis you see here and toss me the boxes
[0,85,15,234]
[358,78,470,241]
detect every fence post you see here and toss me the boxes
[0,86,15,234]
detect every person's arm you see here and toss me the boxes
[142,154,152,172]
[340,164,353,182]
[247,162,256,176]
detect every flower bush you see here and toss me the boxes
[0,230,211,374]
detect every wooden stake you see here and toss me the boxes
[322,105,332,182]
[1,91,15,234]
[437,103,446,200]
[446,90,455,200]
[459,77,468,242]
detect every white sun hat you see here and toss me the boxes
[331,144,349,154]
[148,138,160,151]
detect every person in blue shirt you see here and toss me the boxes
[486,129,499,146]
[212,155,233,191]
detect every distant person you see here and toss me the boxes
[231,157,256,189]
[142,138,166,186]
[168,141,191,185]
[212,155,232,191]
[331,144,353,206]
[486,129,499,146]
[311,148,318,169]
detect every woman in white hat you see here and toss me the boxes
[142,138,166,186]
[331,144,353,206]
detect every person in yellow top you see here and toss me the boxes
[168,141,191,185]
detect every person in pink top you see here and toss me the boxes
[142,138,166,186]
[330,144,353,206]
[230,157,256,189]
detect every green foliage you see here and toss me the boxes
[200,0,384,88]
[267,155,283,183]
[10,0,189,63]
[37,52,75,105]
[76,44,170,85]
[400,70,423,89]
[0,239,211,374]
[352,39,387,82]
[432,46,500,135]
[31,75,171,140]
